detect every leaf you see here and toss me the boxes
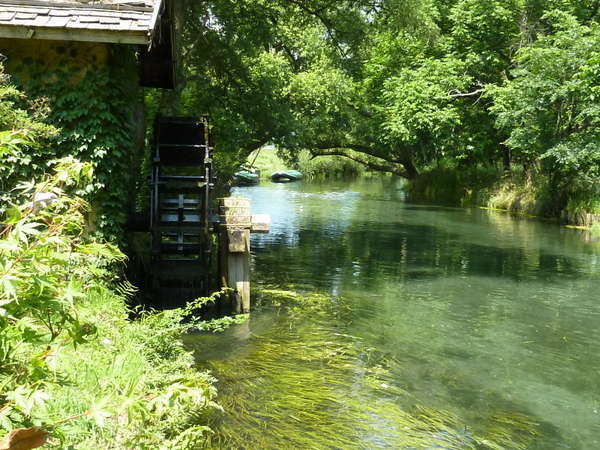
[0,275,19,300]
[18,223,41,237]
[5,387,49,416]
[0,428,48,450]
[59,281,85,306]
[88,398,113,428]
[0,240,19,253]
[0,406,13,431]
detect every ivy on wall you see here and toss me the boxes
[0,65,59,207]
[5,44,143,241]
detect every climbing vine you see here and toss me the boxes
[0,63,58,209]
[4,45,142,242]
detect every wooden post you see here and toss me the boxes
[218,198,270,314]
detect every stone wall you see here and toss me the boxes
[0,38,110,82]
[0,38,146,239]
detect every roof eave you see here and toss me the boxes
[0,23,149,44]
[147,0,163,43]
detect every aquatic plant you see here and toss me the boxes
[256,286,353,320]
[197,287,540,449]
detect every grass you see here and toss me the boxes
[487,179,544,217]
[406,166,499,207]
[31,287,220,449]
[0,158,220,448]
[408,166,599,227]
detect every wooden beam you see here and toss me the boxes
[251,214,271,233]
[218,197,270,315]
[0,25,148,44]
[219,197,251,314]
[148,0,164,44]
[226,233,250,314]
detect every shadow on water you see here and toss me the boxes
[187,177,600,449]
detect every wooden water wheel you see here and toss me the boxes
[149,116,214,305]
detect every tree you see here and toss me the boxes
[158,0,437,178]
[490,11,600,210]
[153,0,599,194]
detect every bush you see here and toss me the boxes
[406,165,500,206]
[0,158,220,448]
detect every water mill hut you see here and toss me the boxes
[0,0,176,234]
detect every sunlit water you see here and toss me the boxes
[187,178,600,449]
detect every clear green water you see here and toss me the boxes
[187,178,600,449]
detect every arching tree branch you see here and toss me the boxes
[447,88,485,98]
[309,148,412,178]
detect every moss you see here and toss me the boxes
[0,39,110,85]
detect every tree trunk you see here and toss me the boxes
[401,158,419,180]
[502,145,511,175]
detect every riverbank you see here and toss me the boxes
[0,160,219,448]
[407,167,600,232]
[41,286,219,448]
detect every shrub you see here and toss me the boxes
[0,158,220,448]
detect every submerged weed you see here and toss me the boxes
[198,286,540,449]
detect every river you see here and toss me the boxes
[186,177,600,449]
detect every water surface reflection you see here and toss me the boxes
[188,178,600,448]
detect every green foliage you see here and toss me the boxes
[0,157,123,432]
[199,314,249,332]
[0,158,221,447]
[166,0,440,180]
[3,48,139,241]
[36,288,222,448]
[490,10,600,212]
[169,0,598,220]
[448,0,521,82]
[381,58,471,160]
[406,165,501,206]
[0,63,58,211]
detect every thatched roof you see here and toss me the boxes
[0,0,165,44]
